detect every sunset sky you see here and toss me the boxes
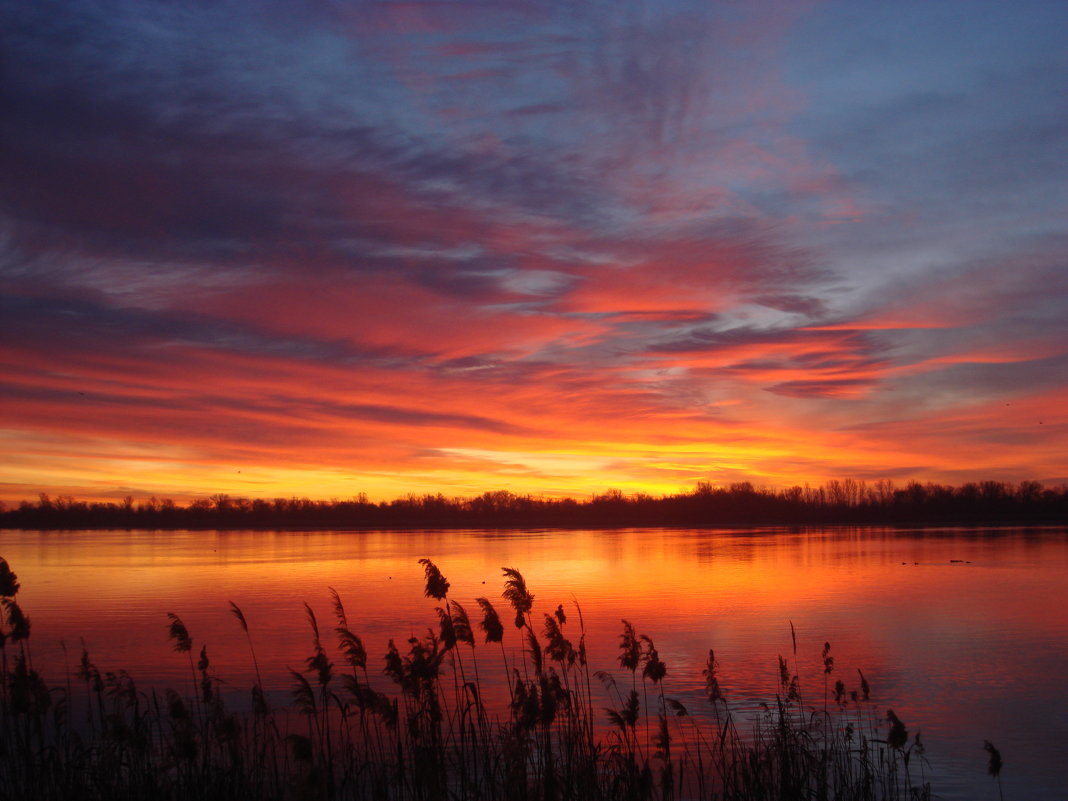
[2,0,1067,504]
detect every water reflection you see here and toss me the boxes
[2,526,1066,799]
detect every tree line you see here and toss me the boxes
[1,479,1065,529]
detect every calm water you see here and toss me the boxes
[2,526,1066,800]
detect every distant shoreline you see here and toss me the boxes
[2,521,1064,533]
[3,479,1065,531]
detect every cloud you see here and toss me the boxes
[764,378,877,399]
[1,1,1066,501]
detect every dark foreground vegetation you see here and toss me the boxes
[0,556,1006,801]
[2,478,1066,530]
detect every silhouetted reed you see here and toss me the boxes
[985,740,1004,801]
[0,556,962,800]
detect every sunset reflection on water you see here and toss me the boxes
[2,526,1066,799]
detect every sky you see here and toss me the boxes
[2,0,1067,504]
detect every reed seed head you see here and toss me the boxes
[542,613,575,665]
[0,557,19,597]
[337,625,368,669]
[984,740,1003,778]
[622,689,640,727]
[539,671,562,727]
[449,600,475,647]
[666,698,689,717]
[857,668,871,701]
[436,606,457,651]
[475,597,504,643]
[704,650,723,703]
[886,709,908,750]
[3,598,30,642]
[229,601,248,633]
[527,626,543,675]
[166,613,192,653]
[594,670,617,693]
[306,644,333,687]
[419,558,450,600]
[641,635,667,683]
[290,669,318,716]
[328,587,348,628]
[619,620,641,672]
[384,639,404,685]
[501,567,534,618]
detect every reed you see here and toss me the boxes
[0,557,962,801]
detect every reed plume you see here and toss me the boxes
[449,600,475,647]
[984,740,1003,777]
[984,740,1004,801]
[166,612,192,653]
[642,640,667,685]
[0,558,19,598]
[2,599,30,642]
[474,597,504,643]
[542,613,574,666]
[475,596,510,702]
[229,600,248,633]
[619,619,641,673]
[229,600,264,690]
[857,668,871,701]
[419,558,450,601]
[886,709,908,750]
[703,649,723,705]
[501,567,533,628]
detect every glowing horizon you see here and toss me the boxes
[2,1,1067,505]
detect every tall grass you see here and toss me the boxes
[0,555,943,800]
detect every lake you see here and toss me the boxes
[2,525,1066,800]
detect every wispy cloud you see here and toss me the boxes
[2,0,1066,501]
